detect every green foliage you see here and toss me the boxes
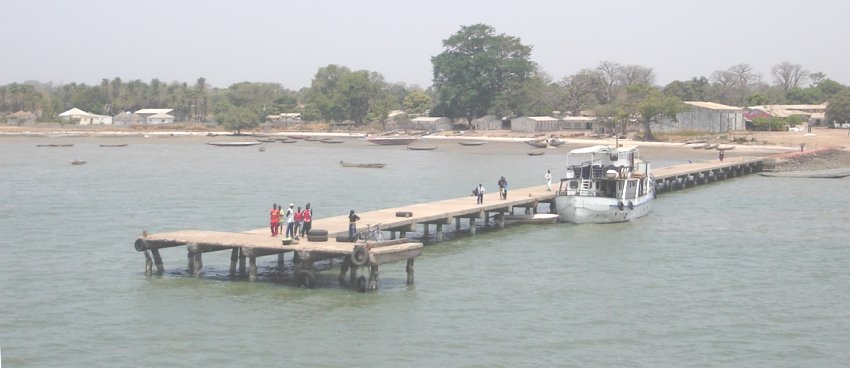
[751,116,787,131]
[431,24,536,123]
[216,105,261,134]
[826,90,850,125]
[637,91,687,140]
[402,91,431,115]
[662,77,708,101]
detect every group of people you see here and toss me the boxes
[269,203,313,239]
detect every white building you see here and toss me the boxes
[510,116,560,133]
[408,116,451,131]
[654,101,743,133]
[58,108,112,125]
[146,113,175,124]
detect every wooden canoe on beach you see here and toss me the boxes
[459,141,486,146]
[759,168,850,178]
[99,144,128,147]
[339,161,386,168]
[527,151,545,156]
[407,146,437,151]
[206,141,262,147]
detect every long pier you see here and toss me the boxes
[134,156,763,291]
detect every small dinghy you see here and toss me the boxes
[459,141,486,146]
[71,159,87,165]
[206,141,261,147]
[407,146,437,151]
[339,161,386,168]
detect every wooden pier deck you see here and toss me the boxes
[134,156,763,291]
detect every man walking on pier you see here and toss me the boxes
[349,209,361,240]
[476,184,485,204]
[545,170,552,191]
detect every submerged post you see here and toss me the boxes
[249,255,257,282]
[339,256,351,286]
[368,265,379,291]
[469,218,477,234]
[436,223,443,242]
[229,248,239,274]
[406,258,415,285]
[151,248,164,274]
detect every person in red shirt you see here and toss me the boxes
[300,203,312,237]
[293,206,303,239]
[269,203,280,237]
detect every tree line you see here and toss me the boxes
[3,23,850,135]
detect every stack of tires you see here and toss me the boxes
[306,229,328,242]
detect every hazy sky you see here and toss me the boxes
[2,0,849,89]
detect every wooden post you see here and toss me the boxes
[390,231,396,240]
[349,265,358,286]
[151,248,164,275]
[249,255,257,282]
[422,224,429,241]
[406,258,414,285]
[229,248,239,274]
[277,252,285,268]
[469,218,477,234]
[400,231,406,238]
[339,256,351,286]
[455,217,461,230]
[368,265,379,291]
[484,211,490,227]
[436,223,443,242]
[497,211,505,229]
[193,252,203,277]
[187,250,194,271]
[238,248,246,274]
[143,249,153,276]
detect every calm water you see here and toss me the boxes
[1,138,849,367]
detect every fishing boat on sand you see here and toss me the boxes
[555,145,655,224]
[459,141,486,146]
[759,168,850,178]
[527,139,548,148]
[339,161,386,168]
[366,136,420,145]
[548,138,566,147]
[716,145,735,151]
[206,141,262,147]
[527,151,545,156]
[407,146,437,151]
[99,144,128,147]
[320,139,345,144]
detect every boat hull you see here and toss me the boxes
[366,137,419,145]
[555,193,653,224]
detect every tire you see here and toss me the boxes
[296,270,316,288]
[307,235,328,242]
[356,275,367,292]
[395,211,413,218]
[351,244,369,266]
[307,229,328,236]
[336,234,353,242]
[628,201,634,210]
[134,239,147,252]
[618,201,624,211]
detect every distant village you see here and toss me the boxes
[4,101,837,135]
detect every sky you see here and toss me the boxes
[2,0,849,90]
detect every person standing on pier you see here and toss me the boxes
[285,203,296,238]
[545,170,552,191]
[718,150,725,162]
[269,204,280,237]
[301,203,312,237]
[349,209,361,240]
[498,176,506,200]
[476,184,485,204]
[293,206,303,239]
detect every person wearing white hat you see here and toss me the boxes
[285,203,296,238]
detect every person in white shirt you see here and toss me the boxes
[545,170,552,191]
[285,203,296,238]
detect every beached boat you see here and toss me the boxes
[527,151,545,156]
[71,159,87,165]
[258,146,266,152]
[407,146,437,151]
[277,138,297,143]
[548,138,566,147]
[320,139,345,144]
[339,161,385,168]
[205,141,262,147]
[99,144,128,147]
[303,136,325,141]
[366,136,420,145]
[287,135,305,139]
[37,144,74,147]
[494,213,559,225]
[527,140,548,148]
[690,143,708,149]
[716,145,735,151]
[703,143,718,149]
[459,141,486,146]
[759,168,850,178]
[257,138,276,143]
[555,145,655,224]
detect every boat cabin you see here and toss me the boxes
[558,146,652,200]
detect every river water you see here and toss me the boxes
[1,137,849,367]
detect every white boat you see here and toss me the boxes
[555,145,655,224]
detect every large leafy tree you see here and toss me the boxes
[431,24,536,124]
[826,89,850,125]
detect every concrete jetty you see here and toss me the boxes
[134,156,763,291]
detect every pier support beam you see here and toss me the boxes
[455,217,461,231]
[230,248,239,274]
[368,265,379,291]
[400,231,406,238]
[143,250,153,276]
[484,211,490,227]
[339,256,351,286]
[187,250,194,272]
[423,224,430,241]
[249,255,257,282]
[406,258,415,285]
[277,253,285,269]
[151,248,164,275]
[193,252,203,277]
[390,231,396,240]
[436,223,443,242]
[497,211,505,229]
[239,249,246,274]
[349,265,358,286]
[469,218,477,234]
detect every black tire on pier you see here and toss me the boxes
[336,234,354,243]
[395,211,413,217]
[134,239,147,252]
[307,229,328,236]
[356,275,367,293]
[628,201,634,210]
[618,201,624,211]
[307,235,328,242]
[297,270,316,288]
[351,244,369,266]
